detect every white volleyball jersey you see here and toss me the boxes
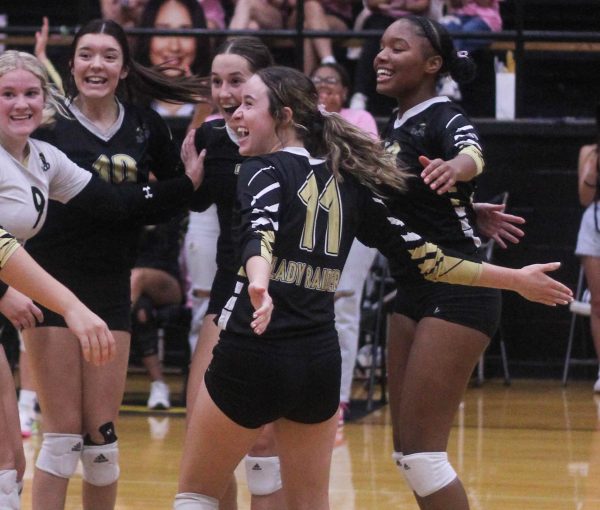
[0,139,91,242]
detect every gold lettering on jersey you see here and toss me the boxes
[270,259,340,292]
[286,261,307,285]
[273,259,288,282]
[297,172,342,255]
[298,171,319,251]
[93,154,138,183]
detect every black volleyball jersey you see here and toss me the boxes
[190,119,244,273]
[382,97,484,281]
[216,149,483,339]
[27,102,182,274]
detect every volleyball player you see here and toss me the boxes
[0,228,114,510]
[173,65,571,510]
[184,37,288,510]
[374,15,526,510]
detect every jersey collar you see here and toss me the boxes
[281,146,326,165]
[69,98,125,142]
[394,96,450,129]
[225,123,240,146]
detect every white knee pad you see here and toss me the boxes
[244,455,282,496]
[174,492,218,509]
[35,433,83,479]
[0,470,20,510]
[399,452,457,497]
[81,441,120,486]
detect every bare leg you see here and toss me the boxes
[274,414,338,510]
[24,327,84,510]
[229,0,283,30]
[186,314,238,510]
[178,381,261,498]
[81,331,131,510]
[248,424,287,510]
[0,348,24,480]
[390,315,490,510]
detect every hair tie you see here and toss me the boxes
[457,50,469,59]
[318,103,332,117]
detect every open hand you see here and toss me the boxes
[514,262,573,306]
[474,202,525,249]
[248,283,273,335]
[419,155,461,195]
[181,128,205,190]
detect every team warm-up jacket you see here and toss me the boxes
[216,148,483,339]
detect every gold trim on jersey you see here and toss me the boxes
[409,242,482,285]
[260,230,275,265]
[459,146,485,175]
[0,230,20,269]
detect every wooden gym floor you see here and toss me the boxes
[18,378,600,509]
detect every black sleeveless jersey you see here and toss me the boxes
[217,149,482,339]
[27,103,182,275]
[190,119,245,273]
[382,97,484,281]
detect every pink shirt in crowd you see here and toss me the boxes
[450,0,503,32]
[340,108,379,139]
[199,0,226,29]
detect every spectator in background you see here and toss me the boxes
[100,0,149,26]
[310,62,378,426]
[575,143,600,392]
[228,0,287,31]
[440,0,502,52]
[229,0,352,74]
[287,0,354,74]
[438,0,503,99]
[134,0,212,115]
[349,0,431,112]
[130,213,188,410]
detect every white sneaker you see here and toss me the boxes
[594,377,600,393]
[350,92,368,110]
[438,76,462,101]
[18,403,38,438]
[147,380,170,410]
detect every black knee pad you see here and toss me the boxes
[131,295,159,358]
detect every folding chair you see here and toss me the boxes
[562,265,595,386]
[475,191,511,386]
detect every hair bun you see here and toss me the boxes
[449,50,477,84]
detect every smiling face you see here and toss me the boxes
[311,66,346,113]
[0,68,45,148]
[71,33,128,101]
[211,53,254,124]
[149,0,196,75]
[231,75,283,157]
[374,19,439,101]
